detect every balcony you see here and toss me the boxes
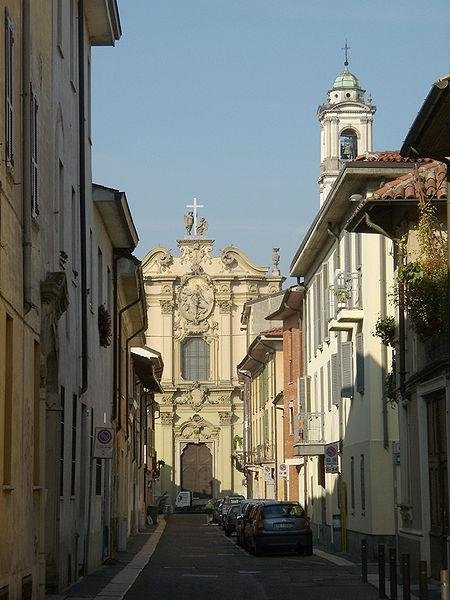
[294,412,325,456]
[244,444,275,466]
[416,332,450,373]
[329,270,363,331]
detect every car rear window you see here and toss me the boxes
[263,504,305,518]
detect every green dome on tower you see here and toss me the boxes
[332,66,361,90]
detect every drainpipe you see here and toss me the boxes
[117,261,143,433]
[78,0,88,394]
[22,0,32,313]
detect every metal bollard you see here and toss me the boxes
[361,539,368,583]
[389,548,398,600]
[401,554,411,600]
[379,544,386,598]
[442,570,450,600]
[418,561,428,599]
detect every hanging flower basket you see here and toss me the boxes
[98,304,112,347]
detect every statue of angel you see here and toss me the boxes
[184,211,194,235]
[196,217,208,236]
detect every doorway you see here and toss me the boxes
[427,390,448,578]
[181,443,212,498]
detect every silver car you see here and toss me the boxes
[243,501,312,556]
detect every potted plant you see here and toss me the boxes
[372,315,396,347]
[98,304,112,347]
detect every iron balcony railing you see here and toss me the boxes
[244,444,275,465]
[330,270,362,315]
[294,412,325,445]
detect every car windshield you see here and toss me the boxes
[263,504,304,518]
[229,506,240,514]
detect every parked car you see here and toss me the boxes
[243,501,312,556]
[235,500,258,546]
[223,504,241,536]
[212,499,224,524]
[219,495,245,526]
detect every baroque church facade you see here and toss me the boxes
[142,217,283,503]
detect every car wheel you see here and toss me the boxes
[304,545,313,556]
[224,527,231,537]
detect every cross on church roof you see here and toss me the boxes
[342,40,351,67]
[186,197,204,236]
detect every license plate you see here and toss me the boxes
[274,522,293,529]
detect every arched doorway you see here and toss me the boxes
[181,443,212,498]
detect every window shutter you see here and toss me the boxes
[322,263,329,338]
[320,366,324,414]
[356,332,364,394]
[340,341,354,398]
[312,281,318,350]
[5,15,14,168]
[331,353,340,406]
[317,272,322,346]
[344,232,352,275]
[298,377,306,412]
[30,87,39,216]
[327,360,332,411]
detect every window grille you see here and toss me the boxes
[181,337,210,381]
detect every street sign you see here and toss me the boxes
[93,427,114,459]
[324,442,339,473]
[278,463,288,478]
[263,465,273,482]
[392,441,400,465]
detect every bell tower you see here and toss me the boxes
[317,45,376,205]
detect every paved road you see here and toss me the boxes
[124,514,379,600]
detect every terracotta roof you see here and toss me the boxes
[373,161,447,200]
[260,326,283,337]
[353,151,434,163]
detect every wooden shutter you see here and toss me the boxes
[340,341,354,398]
[344,232,352,275]
[356,332,364,394]
[298,377,306,412]
[322,263,329,340]
[320,366,324,415]
[327,360,332,411]
[316,272,322,346]
[331,353,340,406]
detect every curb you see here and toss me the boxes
[93,518,166,600]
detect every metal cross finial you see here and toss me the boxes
[342,40,351,67]
[186,197,204,236]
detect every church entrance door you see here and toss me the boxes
[181,443,213,498]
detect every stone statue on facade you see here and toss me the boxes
[184,211,194,235]
[196,217,208,237]
[272,247,281,276]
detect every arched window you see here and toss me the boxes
[181,337,210,381]
[340,129,358,160]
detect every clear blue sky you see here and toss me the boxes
[92,0,450,277]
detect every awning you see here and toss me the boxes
[131,346,163,392]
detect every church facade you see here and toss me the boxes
[142,218,283,504]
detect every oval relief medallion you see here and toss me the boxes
[179,276,214,323]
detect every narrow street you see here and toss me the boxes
[124,515,379,600]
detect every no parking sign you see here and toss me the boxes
[324,442,339,473]
[93,427,114,459]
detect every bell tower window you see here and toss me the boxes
[340,129,357,160]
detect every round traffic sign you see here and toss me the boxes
[97,429,113,444]
[325,445,337,458]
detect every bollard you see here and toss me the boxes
[418,561,428,600]
[389,548,397,600]
[401,554,411,600]
[361,539,368,583]
[378,544,386,598]
[442,570,450,600]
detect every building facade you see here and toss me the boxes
[142,219,283,505]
